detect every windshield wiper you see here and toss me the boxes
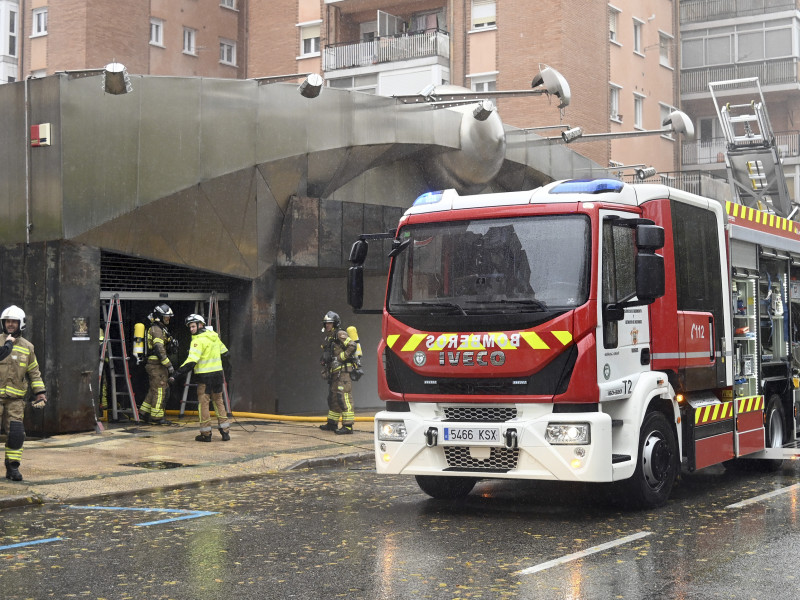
[492,299,548,311]
[403,301,468,315]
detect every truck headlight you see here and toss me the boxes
[377,420,407,441]
[545,422,590,445]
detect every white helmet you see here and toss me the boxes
[1,305,26,333]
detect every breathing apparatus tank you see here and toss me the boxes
[346,325,364,381]
[346,325,362,359]
[133,322,145,364]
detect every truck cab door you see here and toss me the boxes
[597,210,653,400]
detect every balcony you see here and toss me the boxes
[323,29,449,72]
[680,0,800,24]
[682,131,800,165]
[681,58,798,95]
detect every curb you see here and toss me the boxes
[0,451,376,510]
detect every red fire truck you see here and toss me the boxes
[347,178,800,508]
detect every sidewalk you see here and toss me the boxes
[0,415,375,509]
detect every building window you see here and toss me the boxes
[220,0,236,8]
[659,32,672,68]
[183,27,196,55]
[634,94,644,129]
[610,84,621,121]
[609,6,620,43]
[470,73,497,106]
[150,18,164,47]
[472,0,496,30]
[633,18,643,54]
[220,39,236,65]
[300,24,320,56]
[8,10,17,56]
[32,7,47,37]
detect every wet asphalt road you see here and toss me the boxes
[2,459,800,599]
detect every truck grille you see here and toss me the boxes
[443,406,517,422]
[444,447,518,472]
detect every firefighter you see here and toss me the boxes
[173,314,232,442]
[319,311,357,434]
[0,305,47,482]
[140,303,175,424]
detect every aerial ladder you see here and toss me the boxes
[179,292,232,418]
[99,294,140,423]
[709,77,794,218]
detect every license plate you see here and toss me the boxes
[442,427,499,444]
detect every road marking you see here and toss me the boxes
[726,483,800,509]
[0,537,63,551]
[515,531,652,576]
[67,505,218,527]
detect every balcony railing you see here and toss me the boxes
[680,0,800,24]
[622,170,727,196]
[681,58,798,94]
[682,130,800,165]
[323,29,450,72]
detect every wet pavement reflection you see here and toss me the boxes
[1,459,799,599]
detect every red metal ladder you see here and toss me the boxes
[99,294,139,423]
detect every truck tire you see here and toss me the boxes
[415,475,476,499]
[751,394,785,472]
[619,411,678,509]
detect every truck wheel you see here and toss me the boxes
[415,475,476,499]
[751,394,785,472]
[619,411,678,509]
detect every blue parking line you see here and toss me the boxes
[0,537,63,551]
[67,505,218,527]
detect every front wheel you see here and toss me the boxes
[415,475,476,499]
[617,411,678,509]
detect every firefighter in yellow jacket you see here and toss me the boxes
[319,311,356,434]
[173,314,231,442]
[0,305,47,482]
[140,304,175,424]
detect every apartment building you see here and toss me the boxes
[679,0,800,203]
[0,0,18,83]
[248,0,682,172]
[16,0,245,79]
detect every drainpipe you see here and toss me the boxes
[24,74,30,245]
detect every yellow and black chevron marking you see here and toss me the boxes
[385,331,573,352]
[726,201,799,236]
[736,395,764,414]
[694,401,734,425]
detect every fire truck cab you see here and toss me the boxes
[348,178,800,508]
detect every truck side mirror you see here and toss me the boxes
[636,224,665,251]
[349,239,369,266]
[347,265,364,310]
[636,253,665,303]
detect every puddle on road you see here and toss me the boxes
[123,461,186,470]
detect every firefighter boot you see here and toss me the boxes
[218,428,231,441]
[319,419,338,431]
[140,412,151,424]
[335,424,354,435]
[195,433,212,442]
[5,458,22,481]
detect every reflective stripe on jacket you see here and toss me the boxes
[181,329,226,374]
[146,323,172,367]
[0,333,45,398]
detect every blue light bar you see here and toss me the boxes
[549,179,625,195]
[413,191,445,206]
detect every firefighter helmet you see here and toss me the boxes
[1,305,26,333]
[153,304,174,322]
[322,311,340,329]
[185,313,206,328]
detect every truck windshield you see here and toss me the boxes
[388,215,590,318]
